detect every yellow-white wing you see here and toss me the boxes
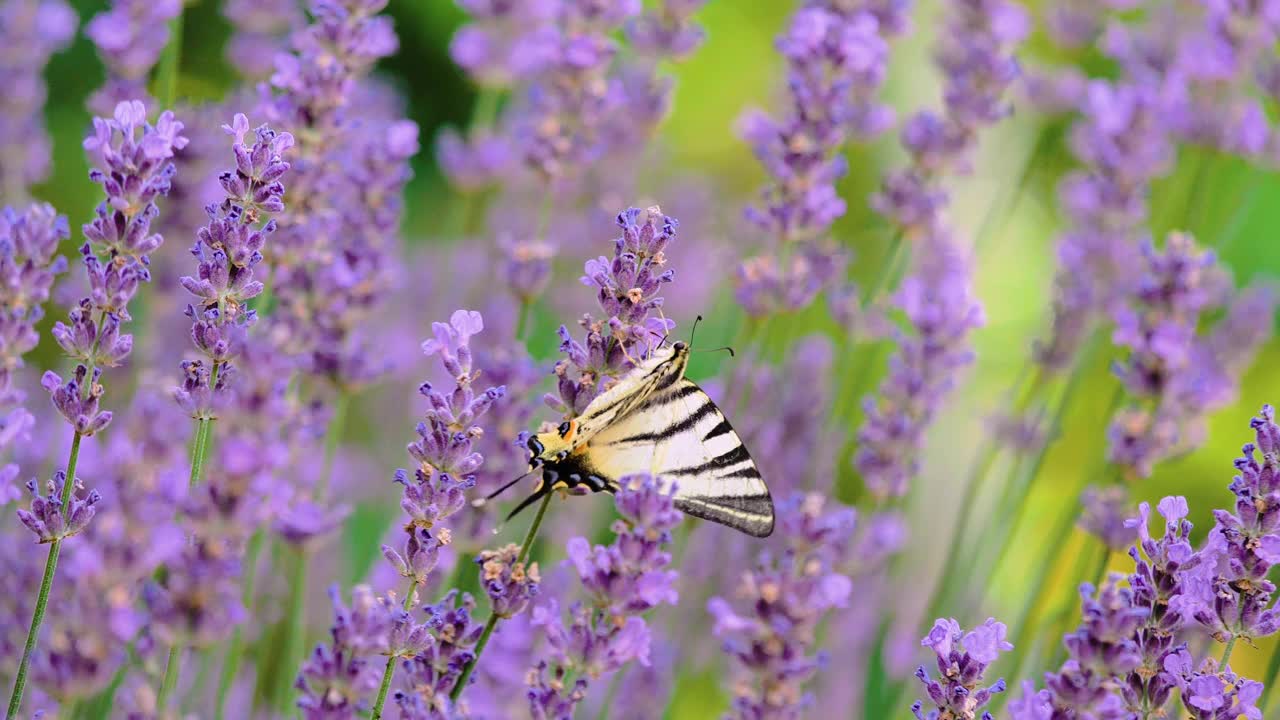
[585,379,774,537]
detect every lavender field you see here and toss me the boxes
[4,0,1280,718]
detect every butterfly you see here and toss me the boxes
[485,332,774,537]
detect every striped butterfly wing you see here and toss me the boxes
[586,379,774,537]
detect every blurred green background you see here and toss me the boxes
[22,0,1280,711]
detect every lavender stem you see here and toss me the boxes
[188,361,222,488]
[369,580,422,720]
[156,645,182,712]
[449,491,554,701]
[1220,635,1237,667]
[153,12,183,109]
[214,528,264,719]
[6,430,84,719]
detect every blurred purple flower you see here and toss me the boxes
[85,0,182,113]
[0,0,76,200]
[1165,649,1264,720]
[626,0,707,59]
[526,475,680,716]
[476,543,540,619]
[856,233,982,499]
[709,493,855,718]
[1078,485,1137,553]
[912,617,1012,720]
[222,0,302,79]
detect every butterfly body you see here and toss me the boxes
[521,341,774,537]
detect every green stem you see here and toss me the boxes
[1220,635,1237,668]
[156,645,182,717]
[1261,632,1280,711]
[214,529,265,720]
[315,391,349,500]
[189,362,222,488]
[182,648,212,713]
[275,546,308,711]
[6,430,84,719]
[449,492,554,701]
[515,300,531,343]
[154,12,184,109]
[370,580,421,720]
[472,86,501,129]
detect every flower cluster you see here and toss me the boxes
[393,591,485,718]
[45,100,186,441]
[85,0,183,113]
[1177,406,1280,647]
[526,475,682,717]
[552,206,677,416]
[709,493,855,718]
[855,235,983,498]
[1165,651,1264,720]
[221,0,301,80]
[912,617,1012,720]
[1034,79,1174,373]
[1107,232,1274,478]
[297,585,402,716]
[735,1,904,315]
[476,543,540,619]
[173,114,292,421]
[0,0,75,200]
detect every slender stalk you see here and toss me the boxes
[154,13,184,109]
[515,300,531,343]
[189,361,222,488]
[274,546,308,711]
[7,430,84,719]
[315,391,349,500]
[449,492,554,701]
[156,645,182,717]
[370,580,421,720]
[214,529,265,719]
[182,648,213,713]
[1220,635,1237,667]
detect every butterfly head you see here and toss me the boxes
[526,419,576,468]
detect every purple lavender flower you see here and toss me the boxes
[0,204,69,407]
[1176,406,1280,647]
[1078,485,1137,553]
[734,2,903,316]
[477,543,540,619]
[526,475,680,717]
[435,127,513,193]
[85,0,182,113]
[912,617,1012,720]
[174,113,292,421]
[0,0,76,200]
[626,0,707,59]
[393,591,485,719]
[41,367,112,436]
[709,493,855,718]
[1034,80,1174,374]
[16,472,101,543]
[222,0,302,79]
[1164,650,1264,720]
[551,206,676,416]
[297,585,398,717]
[448,0,558,88]
[855,233,983,499]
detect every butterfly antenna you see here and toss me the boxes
[695,345,735,358]
[472,469,534,508]
[689,314,704,350]
[504,482,552,522]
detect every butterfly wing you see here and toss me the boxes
[585,379,774,537]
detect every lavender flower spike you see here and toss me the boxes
[526,475,681,717]
[912,617,1012,720]
[0,0,76,200]
[85,0,183,113]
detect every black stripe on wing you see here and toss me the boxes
[675,494,774,537]
[665,443,752,477]
[608,398,719,445]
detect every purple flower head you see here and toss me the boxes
[42,366,113,436]
[0,203,70,408]
[17,471,102,543]
[912,617,1011,720]
[856,232,983,498]
[476,543,541,618]
[145,527,246,647]
[1164,650,1264,720]
[422,308,485,379]
[734,242,847,317]
[1079,485,1138,552]
[222,0,302,79]
[553,206,678,416]
[85,0,181,112]
[1176,406,1280,646]
[625,0,707,59]
[436,127,513,193]
[297,585,394,717]
[449,0,558,87]
[0,0,76,199]
[383,526,445,586]
[524,475,681,716]
[709,493,855,718]
[500,234,555,303]
[274,500,350,547]
[394,590,485,718]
